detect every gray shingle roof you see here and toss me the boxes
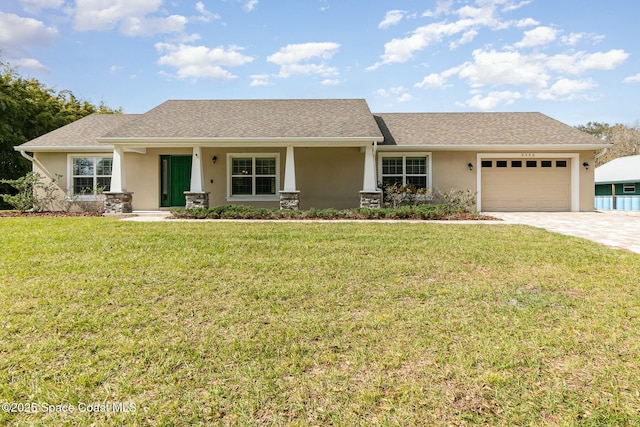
[375,112,603,146]
[101,99,383,140]
[595,154,640,183]
[15,114,139,149]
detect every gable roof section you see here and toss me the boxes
[595,154,640,184]
[15,114,139,151]
[375,112,608,149]
[100,99,383,142]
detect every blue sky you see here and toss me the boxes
[2,0,640,126]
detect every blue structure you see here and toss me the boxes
[595,155,640,211]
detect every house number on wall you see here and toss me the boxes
[521,153,536,157]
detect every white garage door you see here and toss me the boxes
[481,158,571,211]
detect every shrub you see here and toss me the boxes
[0,172,63,212]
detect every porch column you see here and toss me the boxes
[185,146,210,209]
[280,146,300,210]
[360,144,382,208]
[103,145,133,214]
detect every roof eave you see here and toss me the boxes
[96,136,384,147]
[14,145,114,152]
[377,143,612,151]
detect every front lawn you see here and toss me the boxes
[1,218,639,426]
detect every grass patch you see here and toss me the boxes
[1,218,640,425]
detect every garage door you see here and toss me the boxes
[481,158,571,211]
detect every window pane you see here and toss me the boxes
[231,177,252,195]
[96,158,112,175]
[511,161,522,167]
[73,177,94,194]
[382,158,403,175]
[382,176,403,187]
[73,157,93,176]
[232,158,252,175]
[481,160,492,168]
[406,176,427,189]
[556,160,567,167]
[97,177,111,192]
[497,160,507,167]
[406,157,426,174]
[526,160,537,167]
[255,158,276,175]
[255,177,276,195]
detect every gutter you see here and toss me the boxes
[20,150,34,162]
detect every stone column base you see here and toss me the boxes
[279,191,300,210]
[184,192,210,209]
[103,192,133,214]
[359,191,382,209]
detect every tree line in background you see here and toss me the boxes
[576,122,640,166]
[0,61,122,208]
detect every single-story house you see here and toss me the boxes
[594,154,640,211]
[14,99,608,213]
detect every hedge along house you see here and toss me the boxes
[14,99,608,213]
[594,154,640,211]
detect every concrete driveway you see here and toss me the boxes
[488,211,640,254]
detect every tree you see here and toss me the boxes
[0,61,121,208]
[576,121,640,166]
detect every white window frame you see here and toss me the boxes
[67,154,113,200]
[378,152,432,190]
[226,153,280,201]
[623,183,636,194]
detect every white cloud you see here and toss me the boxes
[155,43,253,80]
[464,90,522,110]
[398,93,414,102]
[415,73,449,89]
[322,79,341,86]
[546,49,629,74]
[0,12,58,51]
[537,78,596,100]
[74,0,162,31]
[369,0,525,69]
[250,74,271,86]
[19,0,64,12]
[379,10,405,29]
[457,49,550,89]
[12,57,49,73]
[244,0,258,12]
[110,65,123,74]
[195,2,221,23]
[267,42,340,77]
[73,0,189,37]
[515,18,539,27]
[513,26,557,48]
[623,73,640,83]
[120,15,187,36]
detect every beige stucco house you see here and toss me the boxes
[14,99,607,213]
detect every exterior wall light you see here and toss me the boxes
[212,155,218,164]
[468,162,473,171]
[583,162,589,170]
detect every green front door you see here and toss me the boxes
[160,155,192,207]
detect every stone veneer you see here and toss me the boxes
[279,191,300,210]
[359,191,383,209]
[103,192,133,214]
[184,192,210,209]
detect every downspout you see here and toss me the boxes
[20,150,34,163]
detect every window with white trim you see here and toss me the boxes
[228,154,279,199]
[623,184,636,194]
[380,154,430,189]
[69,156,112,196]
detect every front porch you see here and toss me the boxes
[103,144,383,213]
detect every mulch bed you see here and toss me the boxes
[0,211,103,217]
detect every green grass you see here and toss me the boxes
[1,218,640,426]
